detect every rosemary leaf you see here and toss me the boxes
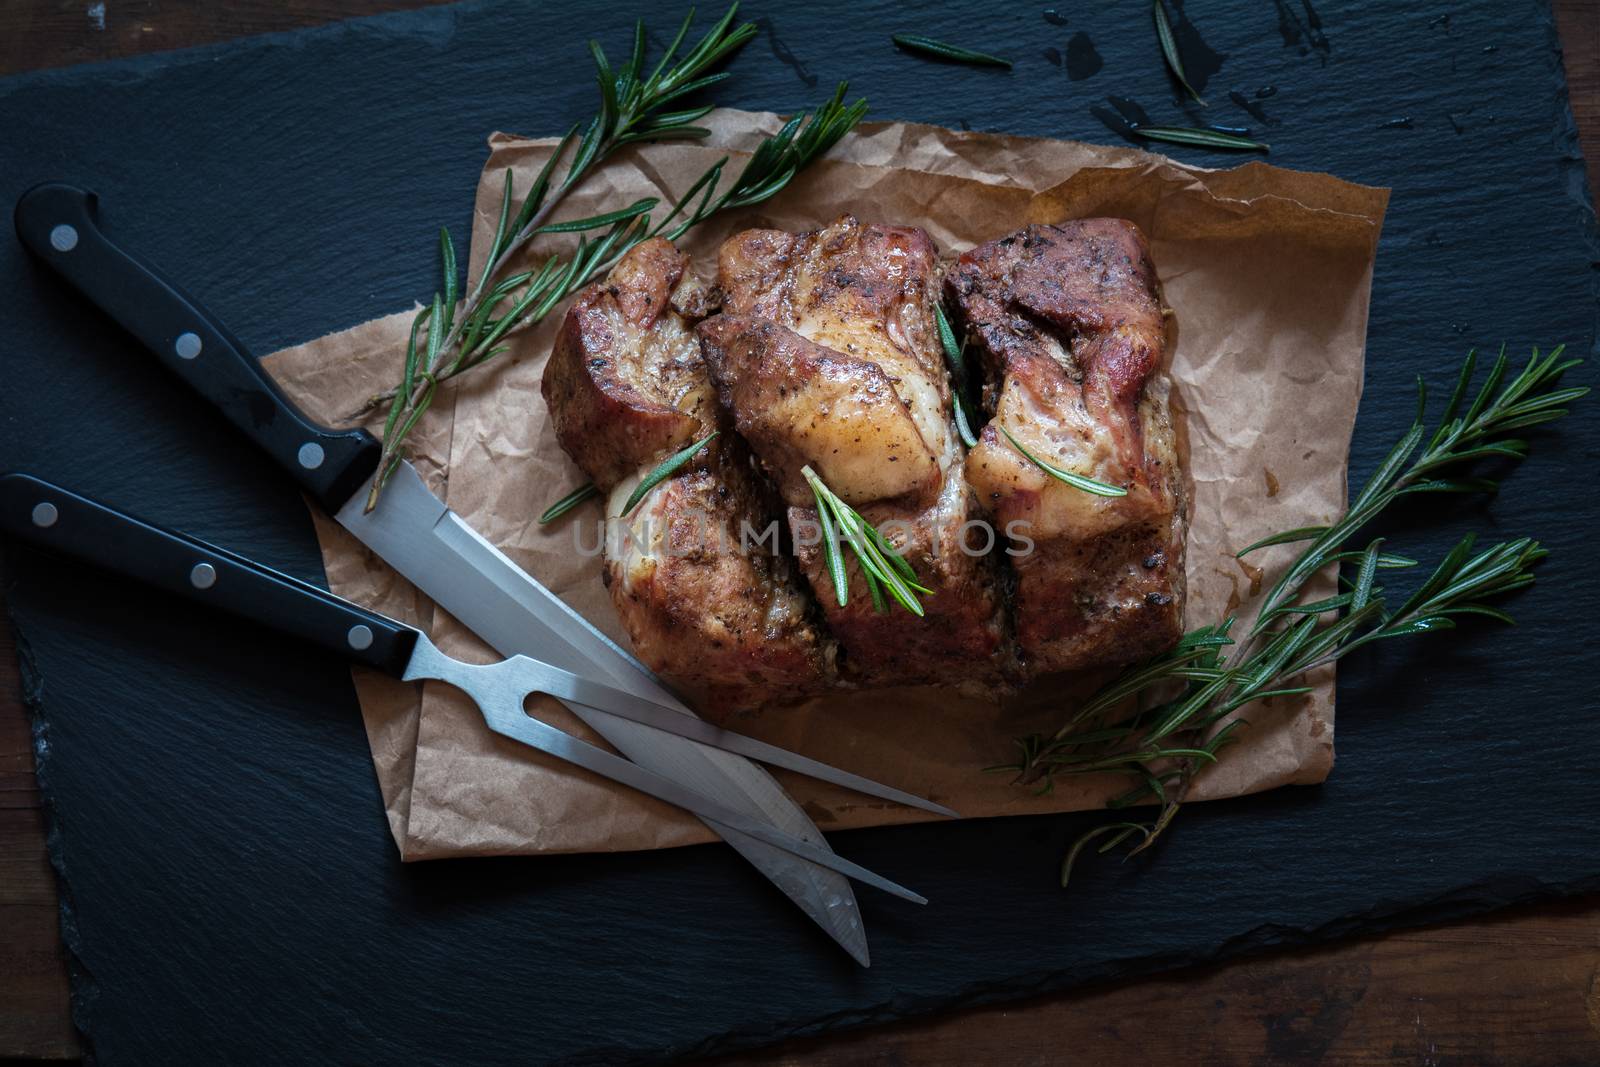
[934,302,961,362]
[866,520,920,587]
[1153,0,1206,105]
[936,304,982,448]
[394,304,429,436]
[512,126,578,237]
[485,169,514,274]
[1237,525,1331,556]
[892,33,1012,68]
[866,569,889,614]
[952,388,980,449]
[424,291,446,367]
[539,482,599,524]
[1132,126,1269,152]
[621,431,718,516]
[811,476,850,608]
[1351,539,1383,612]
[999,425,1128,497]
[535,197,659,234]
[439,229,459,335]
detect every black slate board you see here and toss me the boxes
[2,1,1597,1063]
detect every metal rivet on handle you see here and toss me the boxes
[297,442,325,470]
[49,225,78,252]
[189,563,217,590]
[346,625,373,651]
[175,332,202,360]
[31,502,58,528]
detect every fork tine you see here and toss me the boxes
[515,658,958,817]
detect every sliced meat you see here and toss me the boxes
[701,215,1011,690]
[946,219,1187,674]
[542,237,835,710]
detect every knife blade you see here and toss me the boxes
[14,182,875,965]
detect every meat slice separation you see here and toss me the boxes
[945,219,1187,674]
[700,215,1011,690]
[542,237,835,711]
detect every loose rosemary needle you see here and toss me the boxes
[996,345,1587,885]
[1131,126,1269,152]
[1153,0,1206,106]
[892,34,1012,69]
[359,4,867,510]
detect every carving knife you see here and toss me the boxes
[14,183,877,965]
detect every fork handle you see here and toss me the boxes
[0,473,419,676]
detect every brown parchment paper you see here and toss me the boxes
[262,110,1388,860]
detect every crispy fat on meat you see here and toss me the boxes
[542,238,834,710]
[695,314,938,506]
[946,219,1187,674]
[701,216,1010,690]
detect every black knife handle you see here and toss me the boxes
[0,473,417,677]
[13,183,382,513]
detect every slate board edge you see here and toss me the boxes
[6,0,1600,1063]
[6,603,97,1059]
[659,874,1600,1067]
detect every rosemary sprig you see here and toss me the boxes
[1131,126,1269,152]
[539,482,598,524]
[802,465,933,616]
[998,425,1128,497]
[1153,0,1206,106]
[622,432,718,515]
[935,304,981,448]
[359,5,866,510]
[1000,345,1587,884]
[891,34,1012,69]
[1242,345,1585,633]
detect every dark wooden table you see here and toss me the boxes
[3,3,1598,1063]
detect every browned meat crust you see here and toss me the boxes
[543,237,714,493]
[696,314,939,506]
[946,219,1187,674]
[702,216,1011,690]
[542,238,835,711]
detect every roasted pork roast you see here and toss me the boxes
[944,220,1187,674]
[541,217,1187,710]
[542,238,836,710]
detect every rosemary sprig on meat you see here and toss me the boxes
[621,432,718,516]
[358,5,866,511]
[999,426,1129,497]
[934,304,981,448]
[997,345,1587,884]
[803,465,933,616]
